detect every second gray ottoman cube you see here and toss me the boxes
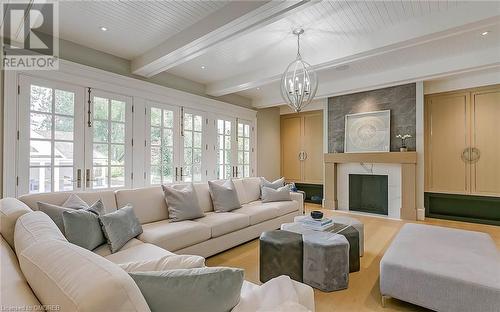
[259,230,303,283]
[303,232,350,292]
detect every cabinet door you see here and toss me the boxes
[471,88,500,196]
[302,112,323,183]
[425,93,470,194]
[281,116,302,181]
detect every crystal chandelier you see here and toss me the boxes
[280,28,318,113]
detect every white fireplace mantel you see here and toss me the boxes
[323,152,417,220]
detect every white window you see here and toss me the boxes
[18,76,85,194]
[216,117,255,179]
[10,71,256,197]
[216,118,234,179]
[237,120,253,178]
[86,91,132,189]
[146,104,209,184]
[17,76,133,194]
[181,108,206,182]
[146,104,178,185]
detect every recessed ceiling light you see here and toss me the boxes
[99,26,108,32]
[256,87,260,90]
[201,66,206,69]
[481,31,490,36]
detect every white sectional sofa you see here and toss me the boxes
[17,177,304,257]
[1,178,313,311]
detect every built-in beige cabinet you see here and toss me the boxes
[281,111,323,184]
[425,85,500,197]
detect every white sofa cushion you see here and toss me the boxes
[14,211,67,255]
[242,177,262,202]
[94,238,175,264]
[116,187,168,224]
[0,237,43,309]
[192,183,213,213]
[19,190,118,213]
[93,237,144,257]
[195,212,250,237]
[18,239,150,312]
[119,255,205,272]
[139,219,211,251]
[233,202,282,225]
[0,198,32,249]
[267,200,299,216]
[232,179,248,204]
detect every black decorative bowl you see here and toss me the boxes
[310,211,323,220]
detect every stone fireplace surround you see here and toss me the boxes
[340,164,399,218]
[324,152,417,220]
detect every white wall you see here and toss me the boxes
[416,81,425,220]
[424,67,500,94]
[256,107,281,180]
[58,38,252,108]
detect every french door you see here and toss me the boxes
[18,75,133,194]
[216,117,255,179]
[18,76,85,194]
[86,90,133,189]
[146,103,208,184]
[181,108,207,182]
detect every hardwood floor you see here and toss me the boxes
[207,204,500,312]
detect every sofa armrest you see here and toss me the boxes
[290,192,304,214]
[291,280,315,311]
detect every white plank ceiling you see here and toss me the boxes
[57,1,229,59]
[33,1,500,106]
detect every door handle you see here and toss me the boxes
[180,167,188,181]
[86,169,91,188]
[76,169,81,188]
[298,151,306,161]
[175,167,179,181]
[461,147,480,163]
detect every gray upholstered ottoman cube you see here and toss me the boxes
[332,223,360,273]
[303,232,350,292]
[259,230,303,283]
[331,216,364,257]
[294,215,364,256]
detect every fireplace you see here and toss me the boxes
[349,174,388,215]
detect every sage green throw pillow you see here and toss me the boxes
[37,195,95,234]
[62,200,106,250]
[129,267,244,312]
[99,205,143,253]
[208,179,241,212]
[161,183,204,222]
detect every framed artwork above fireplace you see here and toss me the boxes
[344,110,390,153]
